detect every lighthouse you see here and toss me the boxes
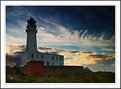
[19,17,64,67]
[26,17,37,52]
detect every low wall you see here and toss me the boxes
[24,60,83,76]
[44,66,84,75]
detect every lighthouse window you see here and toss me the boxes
[31,54,34,58]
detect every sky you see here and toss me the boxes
[6,6,115,72]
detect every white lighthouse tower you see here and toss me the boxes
[26,17,37,52]
[20,17,39,66]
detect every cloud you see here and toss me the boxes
[6,45,26,55]
[6,34,26,46]
[59,51,107,66]
[6,45,115,72]
[6,54,22,63]
[7,6,33,17]
[59,50,115,72]
[6,7,115,49]
[6,19,26,46]
[37,17,115,47]
[89,58,115,72]
[6,53,22,67]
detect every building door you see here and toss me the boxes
[46,62,49,66]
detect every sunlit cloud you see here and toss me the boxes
[59,50,115,66]
[6,45,25,55]
[6,45,115,72]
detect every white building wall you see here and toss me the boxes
[20,51,64,67]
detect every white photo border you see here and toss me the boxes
[1,1,120,88]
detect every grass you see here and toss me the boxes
[6,66,115,83]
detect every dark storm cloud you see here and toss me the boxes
[90,54,107,58]
[18,45,26,51]
[6,54,22,63]
[37,6,115,39]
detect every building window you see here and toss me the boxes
[41,55,44,59]
[52,63,54,66]
[56,57,58,61]
[60,57,61,61]
[46,62,49,66]
[31,54,34,58]
[37,54,38,59]
[60,63,61,66]
[52,56,54,60]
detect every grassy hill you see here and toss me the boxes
[6,66,115,83]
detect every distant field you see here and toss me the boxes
[6,66,115,83]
